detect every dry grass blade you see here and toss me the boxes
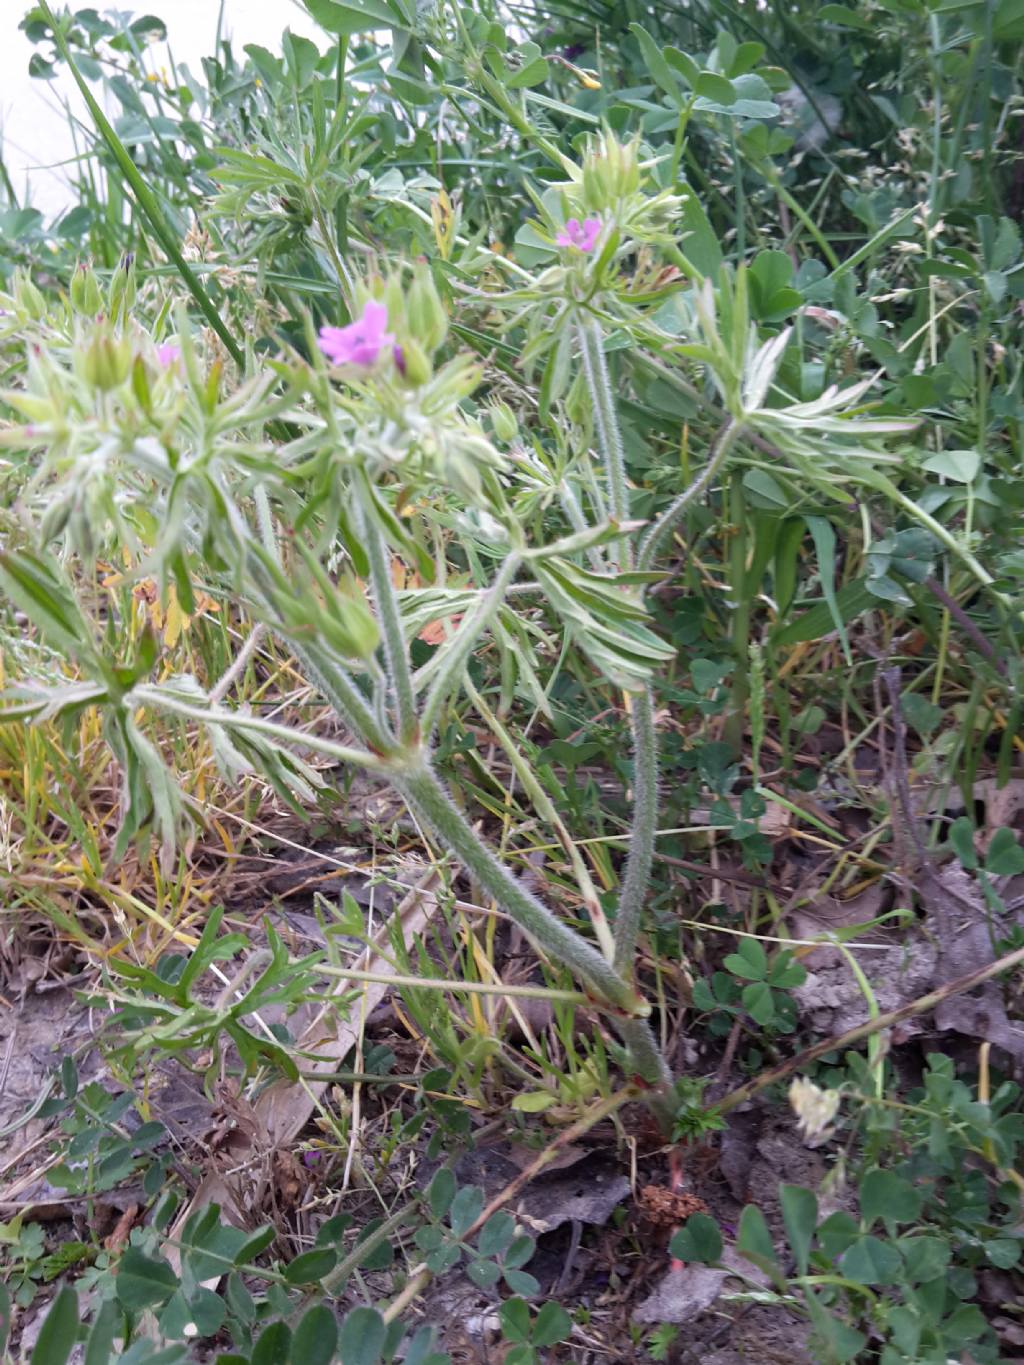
[170,867,442,1239]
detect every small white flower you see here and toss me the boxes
[183,1323,199,1339]
[789,1076,841,1138]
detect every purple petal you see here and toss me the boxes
[318,300,395,368]
[580,217,602,251]
[360,299,391,340]
[556,216,601,252]
[155,343,180,368]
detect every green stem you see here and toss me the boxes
[419,554,521,737]
[613,686,657,975]
[131,684,392,772]
[724,472,751,757]
[578,319,630,566]
[638,417,745,572]
[322,1205,417,1294]
[399,761,649,1018]
[474,68,574,174]
[313,200,355,302]
[757,161,840,271]
[357,473,419,745]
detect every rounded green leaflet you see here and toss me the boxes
[252,1320,292,1365]
[290,1304,338,1365]
[858,1168,922,1231]
[339,1307,387,1365]
[114,1248,178,1312]
[841,1234,902,1286]
[669,1211,723,1264]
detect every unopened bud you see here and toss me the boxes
[14,269,46,320]
[108,252,137,320]
[70,263,102,316]
[397,337,432,387]
[82,331,132,391]
[582,131,640,211]
[406,262,448,353]
[488,401,518,443]
[382,275,404,327]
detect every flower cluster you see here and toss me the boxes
[789,1076,841,1139]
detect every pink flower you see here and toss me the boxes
[556,216,602,252]
[155,343,180,368]
[318,300,395,368]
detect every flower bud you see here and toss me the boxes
[406,262,448,354]
[398,337,433,387]
[14,269,46,320]
[382,275,405,327]
[82,330,132,391]
[581,131,640,212]
[488,401,518,443]
[108,252,137,320]
[70,263,102,316]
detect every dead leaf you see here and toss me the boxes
[269,1149,305,1212]
[921,860,1024,1060]
[515,1167,630,1236]
[975,779,1024,853]
[633,1246,770,1324]
[502,1141,587,1175]
[758,803,791,838]
[633,1263,728,1325]
[103,1203,139,1254]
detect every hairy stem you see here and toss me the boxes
[724,472,751,757]
[399,760,649,1018]
[465,675,616,962]
[578,318,631,567]
[613,686,658,974]
[578,314,660,977]
[419,553,521,737]
[618,1016,675,1126]
[357,472,419,745]
[577,316,664,1000]
[638,417,745,572]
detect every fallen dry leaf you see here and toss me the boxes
[103,1203,139,1254]
[634,1246,770,1324]
[920,860,1024,1059]
[515,1167,631,1236]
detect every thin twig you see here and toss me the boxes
[717,939,1024,1116]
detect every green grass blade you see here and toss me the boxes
[39,2,244,368]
